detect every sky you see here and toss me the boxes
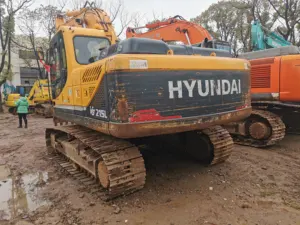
[27,0,219,38]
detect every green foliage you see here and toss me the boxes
[1,61,13,81]
[0,60,13,85]
[3,15,15,33]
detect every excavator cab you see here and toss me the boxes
[193,38,231,54]
[213,40,231,52]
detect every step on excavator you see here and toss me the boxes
[44,2,251,200]
[126,16,286,148]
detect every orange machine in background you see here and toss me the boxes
[126,15,212,45]
[126,15,231,52]
[238,47,300,135]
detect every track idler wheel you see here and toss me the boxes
[248,121,271,140]
[228,110,286,147]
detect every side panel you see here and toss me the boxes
[80,64,105,107]
[72,69,82,106]
[54,69,251,138]
[279,55,300,102]
[250,57,280,101]
[84,70,249,123]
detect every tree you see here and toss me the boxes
[14,2,66,81]
[267,0,300,44]
[0,0,32,113]
[130,12,147,28]
[191,1,239,54]
[104,0,139,38]
[190,0,276,54]
[17,8,44,78]
[230,0,277,50]
[37,5,63,47]
[71,0,103,10]
[191,1,246,53]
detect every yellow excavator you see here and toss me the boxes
[5,79,53,118]
[44,1,252,199]
[5,85,33,113]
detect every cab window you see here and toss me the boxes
[73,36,110,64]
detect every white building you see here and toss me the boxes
[8,50,21,87]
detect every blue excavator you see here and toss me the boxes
[251,20,291,51]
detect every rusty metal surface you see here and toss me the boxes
[54,107,251,139]
[77,70,250,125]
[248,122,271,140]
[201,126,233,165]
[222,121,247,136]
[45,125,146,200]
[106,70,250,123]
[227,110,286,148]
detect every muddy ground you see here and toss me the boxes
[1,111,300,225]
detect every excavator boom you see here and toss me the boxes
[126,15,230,51]
[127,15,212,45]
[251,20,291,51]
[55,1,117,44]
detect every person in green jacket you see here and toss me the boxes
[15,94,29,128]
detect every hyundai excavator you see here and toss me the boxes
[127,17,288,148]
[44,1,251,200]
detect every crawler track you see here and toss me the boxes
[48,154,107,199]
[185,126,233,165]
[45,125,146,200]
[201,126,234,165]
[232,110,286,147]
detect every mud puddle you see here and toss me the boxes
[0,165,50,220]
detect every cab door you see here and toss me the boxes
[49,32,69,106]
